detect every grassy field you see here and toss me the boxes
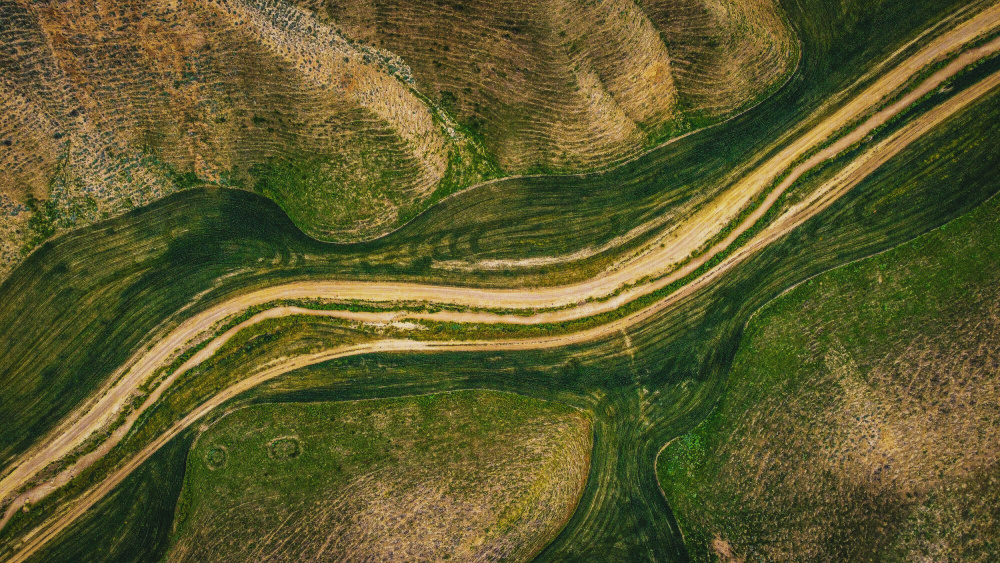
[2,0,999,560]
[0,0,980,473]
[17,78,1000,559]
[165,391,590,562]
[658,167,1000,561]
[0,316,371,551]
[20,430,196,563]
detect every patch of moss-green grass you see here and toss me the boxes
[658,172,1000,562]
[166,391,591,562]
[249,149,417,241]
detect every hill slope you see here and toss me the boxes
[658,191,1000,561]
[293,0,795,172]
[0,0,794,278]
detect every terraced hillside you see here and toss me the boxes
[658,181,1000,561]
[0,0,794,279]
[0,0,484,273]
[291,0,795,171]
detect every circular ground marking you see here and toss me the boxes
[267,436,302,460]
[205,445,228,470]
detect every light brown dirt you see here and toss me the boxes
[290,0,795,173]
[0,0,457,270]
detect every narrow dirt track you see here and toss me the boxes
[4,4,1000,558]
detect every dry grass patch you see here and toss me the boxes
[0,0,794,277]
[0,0,488,275]
[659,194,1000,561]
[292,0,795,173]
[167,390,592,562]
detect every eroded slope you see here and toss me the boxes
[0,0,485,271]
[0,0,795,279]
[293,0,795,172]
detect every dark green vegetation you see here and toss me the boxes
[659,176,1000,562]
[3,0,1000,560]
[23,432,196,563]
[166,391,591,561]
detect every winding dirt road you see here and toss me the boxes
[4,4,1000,560]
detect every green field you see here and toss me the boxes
[3,0,1000,560]
[166,391,590,562]
[658,178,1000,561]
[19,81,1000,559]
[0,0,978,471]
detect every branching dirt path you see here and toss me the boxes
[4,4,1000,559]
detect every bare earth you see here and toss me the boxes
[4,3,1000,559]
